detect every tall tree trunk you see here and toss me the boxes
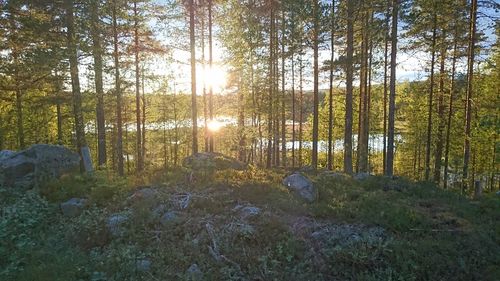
[90,0,107,167]
[133,1,143,172]
[299,54,304,167]
[424,13,437,181]
[344,0,355,174]
[141,67,146,163]
[382,0,390,174]
[238,74,245,162]
[266,3,274,168]
[443,26,459,189]
[327,0,335,171]
[311,0,319,169]
[189,0,198,155]
[462,0,478,192]
[291,52,295,168]
[201,14,209,152]
[112,0,123,175]
[15,89,24,148]
[358,9,370,173]
[433,32,447,184]
[281,8,286,167]
[208,0,214,152]
[67,0,93,172]
[386,0,398,177]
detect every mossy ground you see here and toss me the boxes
[1,167,499,281]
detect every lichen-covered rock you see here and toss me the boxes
[160,211,179,226]
[233,204,261,220]
[60,198,87,217]
[182,152,246,171]
[0,150,15,161]
[107,213,129,236]
[353,172,371,181]
[186,263,203,281]
[136,259,152,272]
[282,173,317,202]
[0,144,80,188]
[128,187,158,202]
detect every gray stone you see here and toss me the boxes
[186,263,203,281]
[129,187,158,202]
[0,144,80,188]
[0,150,15,161]
[282,173,317,202]
[160,211,179,226]
[496,191,500,196]
[353,172,371,181]
[107,214,128,236]
[182,152,246,171]
[136,259,152,272]
[60,198,87,217]
[233,204,261,220]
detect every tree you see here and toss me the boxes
[386,0,398,177]
[189,0,198,155]
[311,0,319,169]
[343,0,356,174]
[462,0,478,191]
[66,0,93,172]
[112,0,124,176]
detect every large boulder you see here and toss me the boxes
[182,152,246,171]
[60,198,88,217]
[0,144,80,188]
[282,173,317,203]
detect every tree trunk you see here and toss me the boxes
[67,0,93,173]
[382,0,390,174]
[311,0,319,169]
[208,0,214,152]
[462,0,478,192]
[327,0,335,171]
[112,0,123,176]
[90,0,106,167]
[444,27,459,189]
[343,0,355,174]
[386,0,398,177]
[133,1,143,172]
[424,13,437,181]
[266,3,274,169]
[281,8,286,167]
[189,0,198,155]
[433,33,447,184]
[299,54,303,167]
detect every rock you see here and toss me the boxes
[0,144,80,188]
[233,204,261,220]
[311,224,387,249]
[353,172,371,181]
[0,150,15,161]
[136,259,152,272]
[128,187,158,202]
[107,213,128,236]
[496,191,500,196]
[182,152,246,171]
[160,211,179,226]
[282,173,317,202]
[152,204,167,218]
[60,198,87,217]
[186,263,203,281]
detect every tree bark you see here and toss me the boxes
[90,0,106,167]
[386,0,398,177]
[112,0,123,175]
[67,0,93,173]
[189,0,198,155]
[433,32,447,184]
[344,0,355,174]
[327,0,335,171]
[133,1,143,172]
[311,0,319,169]
[462,0,478,192]
[424,13,437,181]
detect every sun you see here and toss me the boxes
[207,120,223,133]
[199,65,227,92]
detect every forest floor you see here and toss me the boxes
[1,167,499,281]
